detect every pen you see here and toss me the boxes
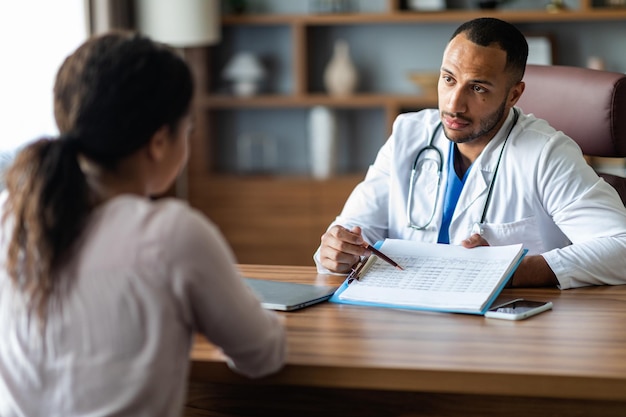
[362,243,404,271]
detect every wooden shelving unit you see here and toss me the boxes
[184,1,626,266]
[220,9,626,25]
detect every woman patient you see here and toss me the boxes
[0,31,285,416]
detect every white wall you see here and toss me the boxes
[0,0,87,152]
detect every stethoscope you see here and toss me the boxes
[406,109,520,232]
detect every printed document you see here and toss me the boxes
[333,239,525,314]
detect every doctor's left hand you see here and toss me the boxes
[461,233,490,249]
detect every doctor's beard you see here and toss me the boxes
[441,99,506,144]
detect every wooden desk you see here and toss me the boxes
[185,265,626,417]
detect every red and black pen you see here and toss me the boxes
[362,243,404,271]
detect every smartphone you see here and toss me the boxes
[484,299,553,320]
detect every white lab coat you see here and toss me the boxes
[314,108,626,289]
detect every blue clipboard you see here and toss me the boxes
[329,241,527,315]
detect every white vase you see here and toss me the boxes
[308,106,337,180]
[323,40,358,96]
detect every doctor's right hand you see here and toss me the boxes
[319,225,369,274]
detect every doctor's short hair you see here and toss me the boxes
[451,17,529,84]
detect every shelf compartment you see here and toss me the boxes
[211,25,294,95]
[210,107,388,176]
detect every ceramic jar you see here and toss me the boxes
[323,40,358,96]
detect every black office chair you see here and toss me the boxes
[517,64,626,204]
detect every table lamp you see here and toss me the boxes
[222,52,266,97]
[134,0,221,48]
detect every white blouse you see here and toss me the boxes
[0,194,286,416]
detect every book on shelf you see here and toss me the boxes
[329,239,526,315]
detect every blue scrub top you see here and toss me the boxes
[437,142,472,244]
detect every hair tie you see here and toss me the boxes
[58,132,81,154]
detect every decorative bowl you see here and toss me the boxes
[407,72,440,95]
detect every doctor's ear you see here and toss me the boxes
[508,81,525,106]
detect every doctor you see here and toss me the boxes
[314,17,626,289]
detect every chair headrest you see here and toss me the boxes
[517,64,626,158]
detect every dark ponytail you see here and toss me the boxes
[3,134,90,322]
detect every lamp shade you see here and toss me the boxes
[135,0,220,47]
